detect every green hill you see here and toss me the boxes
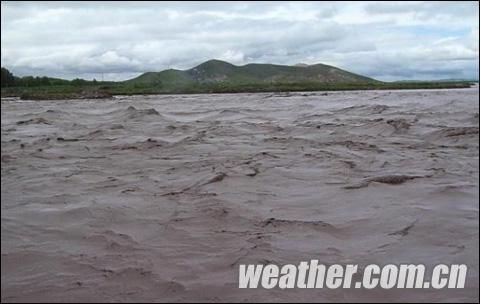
[1,62,474,100]
[125,59,379,90]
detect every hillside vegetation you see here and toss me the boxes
[1,60,475,100]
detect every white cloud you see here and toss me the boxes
[218,50,245,64]
[1,1,478,81]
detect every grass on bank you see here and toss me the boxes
[0,80,475,100]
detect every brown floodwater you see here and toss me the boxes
[1,88,479,302]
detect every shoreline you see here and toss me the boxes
[1,82,476,100]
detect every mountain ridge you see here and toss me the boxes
[125,59,379,88]
[1,63,475,100]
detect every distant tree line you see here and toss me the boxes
[1,67,15,87]
[1,67,103,88]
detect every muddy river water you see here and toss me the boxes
[1,88,479,302]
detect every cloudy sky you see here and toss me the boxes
[1,1,478,81]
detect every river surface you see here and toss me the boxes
[1,88,479,302]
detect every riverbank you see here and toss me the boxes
[1,81,475,100]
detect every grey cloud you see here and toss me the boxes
[1,1,478,81]
[365,1,477,17]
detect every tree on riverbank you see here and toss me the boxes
[1,67,15,87]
